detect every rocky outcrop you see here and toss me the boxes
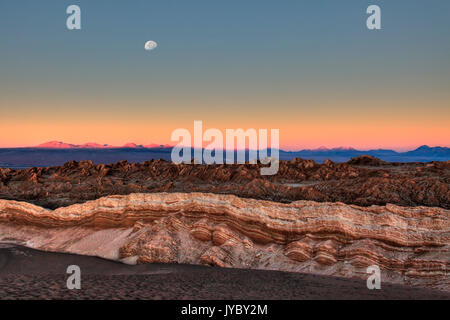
[0,158,449,209]
[0,193,448,291]
[347,155,387,166]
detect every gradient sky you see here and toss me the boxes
[1,0,449,150]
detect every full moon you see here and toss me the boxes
[144,40,158,51]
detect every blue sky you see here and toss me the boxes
[1,0,449,149]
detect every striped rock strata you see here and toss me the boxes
[0,193,448,290]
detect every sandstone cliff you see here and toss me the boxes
[0,192,448,291]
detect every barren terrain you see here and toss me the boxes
[0,156,448,209]
[1,245,448,300]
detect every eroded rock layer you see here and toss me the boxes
[0,192,449,291]
[1,157,449,209]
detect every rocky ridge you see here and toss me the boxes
[0,156,449,209]
[0,192,448,291]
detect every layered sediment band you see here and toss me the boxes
[0,193,448,290]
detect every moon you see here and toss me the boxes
[144,40,158,51]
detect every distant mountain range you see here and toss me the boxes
[33,141,450,154]
[35,141,173,149]
[0,142,448,168]
[278,145,450,163]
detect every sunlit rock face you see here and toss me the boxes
[0,192,448,291]
[1,158,449,210]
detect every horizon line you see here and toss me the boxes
[0,141,448,153]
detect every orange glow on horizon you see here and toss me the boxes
[1,118,448,151]
[1,96,449,151]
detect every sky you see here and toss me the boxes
[0,0,449,151]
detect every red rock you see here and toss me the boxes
[2,158,448,209]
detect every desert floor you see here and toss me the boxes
[0,245,448,300]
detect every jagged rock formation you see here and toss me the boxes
[0,158,449,209]
[0,193,448,291]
